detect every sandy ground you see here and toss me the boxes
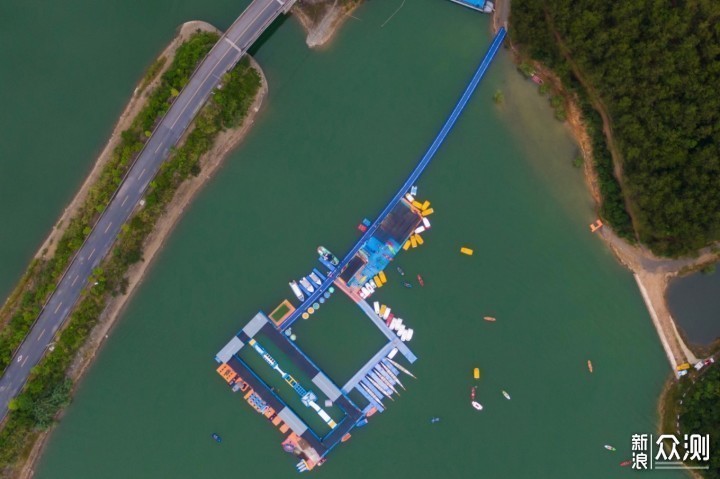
[15,30,268,479]
[293,0,361,48]
[492,0,509,33]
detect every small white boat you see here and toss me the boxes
[411,185,418,195]
[373,301,380,314]
[309,272,322,286]
[299,277,315,294]
[289,281,304,301]
[471,401,483,411]
[502,390,511,400]
[385,357,416,379]
[387,348,399,360]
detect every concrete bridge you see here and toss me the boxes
[0,0,297,419]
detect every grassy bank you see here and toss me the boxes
[0,34,261,472]
[0,31,218,374]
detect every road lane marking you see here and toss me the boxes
[104,222,113,234]
[21,356,28,367]
[121,194,130,207]
[54,302,63,314]
[71,274,80,286]
[166,1,278,133]
[139,168,147,179]
[224,37,244,53]
[37,329,46,341]
[154,142,163,153]
[88,248,96,260]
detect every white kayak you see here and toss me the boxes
[502,390,511,400]
[471,401,483,411]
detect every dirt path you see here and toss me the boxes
[492,0,510,33]
[16,31,268,479]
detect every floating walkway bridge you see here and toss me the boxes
[278,27,507,332]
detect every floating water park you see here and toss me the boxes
[213,27,507,472]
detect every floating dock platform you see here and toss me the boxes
[213,27,506,472]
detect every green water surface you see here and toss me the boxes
[0,0,681,477]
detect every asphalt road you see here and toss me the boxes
[0,0,294,419]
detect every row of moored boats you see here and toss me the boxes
[373,302,414,342]
[358,349,416,408]
[289,268,326,302]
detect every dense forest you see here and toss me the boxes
[511,0,720,256]
[678,365,720,476]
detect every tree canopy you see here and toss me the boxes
[512,0,720,256]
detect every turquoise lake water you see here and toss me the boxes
[0,0,682,477]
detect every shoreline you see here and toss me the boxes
[501,6,720,450]
[15,27,268,479]
[293,0,361,48]
[506,38,713,370]
[29,21,217,264]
